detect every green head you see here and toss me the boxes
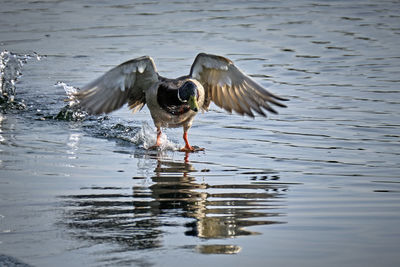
[178,81,199,112]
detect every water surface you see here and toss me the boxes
[1,1,400,266]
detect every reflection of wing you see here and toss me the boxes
[189,53,287,117]
[75,56,159,114]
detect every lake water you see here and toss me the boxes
[1,0,400,266]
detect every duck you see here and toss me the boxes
[74,53,287,152]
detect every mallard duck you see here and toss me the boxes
[75,53,287,152]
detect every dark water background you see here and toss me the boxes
[1,0,400,266]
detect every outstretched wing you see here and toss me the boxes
[74,56,159,115]
[189,53,287,117]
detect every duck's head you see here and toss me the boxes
[178,80,199,112]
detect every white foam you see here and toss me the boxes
[55,81,78,106]
[131,122,180,151]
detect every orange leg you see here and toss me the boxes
[149,127,162,150]
[180,131,204,152]
[155,128,162,146]
[181,131,193,151]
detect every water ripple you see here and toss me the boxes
[59,157,290,253]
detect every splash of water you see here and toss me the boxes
[54,82,87,121]
[0,50,42,109]
[55,81,78,105]
[83,120,180,151]
[1,50,21,102]
[131,122,180,151]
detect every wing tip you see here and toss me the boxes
[270,98,288,108]
[274,95,290,102]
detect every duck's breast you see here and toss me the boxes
[146,81,199,128]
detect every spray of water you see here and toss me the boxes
[0,50,42,108]
[54,82,87,121]
[131,121,180,151]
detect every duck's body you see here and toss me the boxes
[146,77,204,129]
[75,53,287,151]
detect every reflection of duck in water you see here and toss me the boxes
[74,53,287,151]
[60,154,288,255]
[150,156,285,240]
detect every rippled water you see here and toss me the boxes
[1,0,400,266]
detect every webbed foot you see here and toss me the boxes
[179,145,205,152]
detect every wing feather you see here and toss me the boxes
[74,56,158,115]
[190,53,287,117]
[221,84,233,113]
[236,83,255,117]
[229,85,245,115]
